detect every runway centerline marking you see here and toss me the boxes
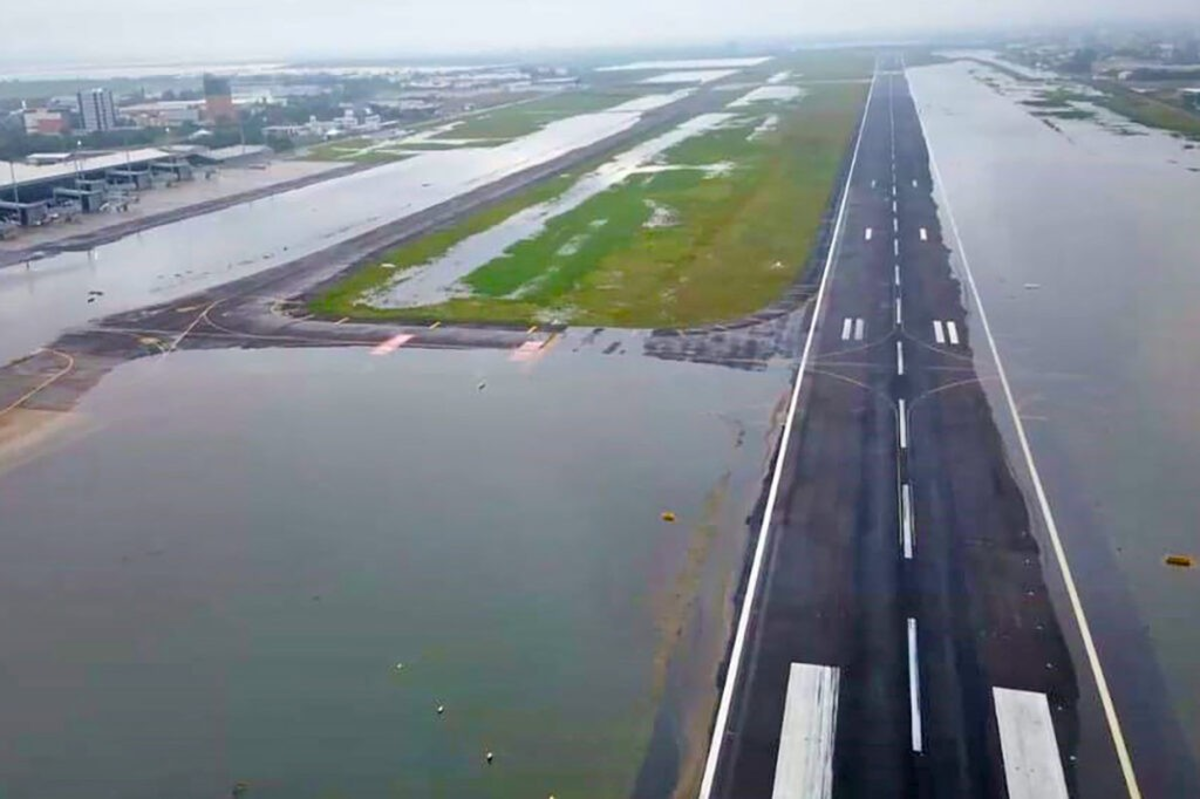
[895,297,902,326]
[919,227,928,241]
[893,218,898,233]
[865,227,873,241]
[933,320,946,344]
[994,688,1070,799]
[771,664,840,799]
[893,238,899,257]
[915,77,1143,798]
[696,68,879,799]
[892,200,897,214]
[908,618,923,752]
[898,398,908,449]
[912,178,918,188]
[901,482,914,558]
[896,340,905,375]
[946,320,960,346]
[894,264,900,285]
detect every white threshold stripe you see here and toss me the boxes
[994,688,1070,799]
[947,320,960,345]
[913,75,1143,799]
[898,398,908,449]
[901,482,913,558]
[771,664,840,799]
[933,320,945,344]
[919,227,928,241]
[841,317,853,341]
[696,68,878,799]
[865,227,873,241]
[908,618,923,752]
[854,318,865,341]
[896,340,905,376]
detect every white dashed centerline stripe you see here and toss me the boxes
[896,341,905,375]
[946,321,960,346]
[893,239,899,257]
[898,398,908,449]
[993,688,1070,799]
[919,227,928,242]
[933,320,945,344]
[865,227,873,241]
[895,297,902,326]
[901,482,914,558]
[912,178,918,188]
[894,264,900,286]
[697,68,878,799]
[908,618,923,752]
[771,664,841,799]
[893,218,898,233]
[892,200,897,214]
[915,77,1143,798]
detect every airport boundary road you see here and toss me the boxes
[700,60,1145,798]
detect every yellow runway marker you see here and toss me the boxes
[175,305,202,313]
[526,325,538,334]
[429,321,441,330]
[335,317,349,325]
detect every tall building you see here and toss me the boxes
[77,88,117,132]
[203,74,236,123]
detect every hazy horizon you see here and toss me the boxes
[3,0,1199,70]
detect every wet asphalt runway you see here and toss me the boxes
[700,64,1197,798]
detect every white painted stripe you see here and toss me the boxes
[908,618,923,752]
[370,333,413,355]
[893,218,898,233]
[892,185,896,198]
[895,297,902,326]
[865,227,873,241]
[994,688,1070,799]
[871,178,876,188]
[894,264,900,286]
[892,200,897,214]
[902,482,913,558]
[854,318,864,341]
[915,85,1143,798]
[841,317,853,341]
[697,69,878,799]
[898,398,908,449]
[912,178,918,188]
[919,227,928,241]
[947,321,960,346]
[771,664,840,799]
[896,340,905,376]
[933,320,945,345]
[893,238,899,257]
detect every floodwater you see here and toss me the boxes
[909,59,1200,758]
[372,113,735,308]
[0,95,688,366]
[0,341,788,798]
[595,58,770,73]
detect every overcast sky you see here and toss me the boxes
[2,0,1197,68]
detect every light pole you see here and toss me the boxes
[8,160,18,205]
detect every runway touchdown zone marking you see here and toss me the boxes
[994,688,1070,799]
[840,318,865,341]
[771,664,840,799]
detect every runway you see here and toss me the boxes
[698,60,1196,798]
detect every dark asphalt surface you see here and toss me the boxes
[703,64,1194,798]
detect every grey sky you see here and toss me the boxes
[2,0,1198,66]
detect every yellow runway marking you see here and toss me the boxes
[335,317,349,325]
[0,349,75,417]
[526,325,538,334]
[429,321,441,330]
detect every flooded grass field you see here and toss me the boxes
[0,342,790,798]
[316,81,865,328]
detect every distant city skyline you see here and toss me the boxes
[2,0,1198,69]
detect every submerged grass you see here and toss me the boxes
[310,72,867,328]
[436,91,646,141]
